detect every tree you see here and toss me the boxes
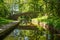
[0,0,10,18]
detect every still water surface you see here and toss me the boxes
[4,28,46,40]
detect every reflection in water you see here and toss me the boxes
[13,29,20,37]
[24,36,29,40]
[4,28,46,40]
[4,28,30,40]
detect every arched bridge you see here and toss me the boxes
[9,12,39,20]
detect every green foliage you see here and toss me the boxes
[0,0,10,18]
[38,15,60,30]
[0,17,13,26]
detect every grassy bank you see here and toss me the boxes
[0,17,13,26]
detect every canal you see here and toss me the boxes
[3,26,47,40]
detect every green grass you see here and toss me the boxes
[0,17,13,26]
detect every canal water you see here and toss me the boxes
[3,28,47,40]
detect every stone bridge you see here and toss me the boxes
[9,12,39,20]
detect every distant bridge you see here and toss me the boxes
[9,12,39,20]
